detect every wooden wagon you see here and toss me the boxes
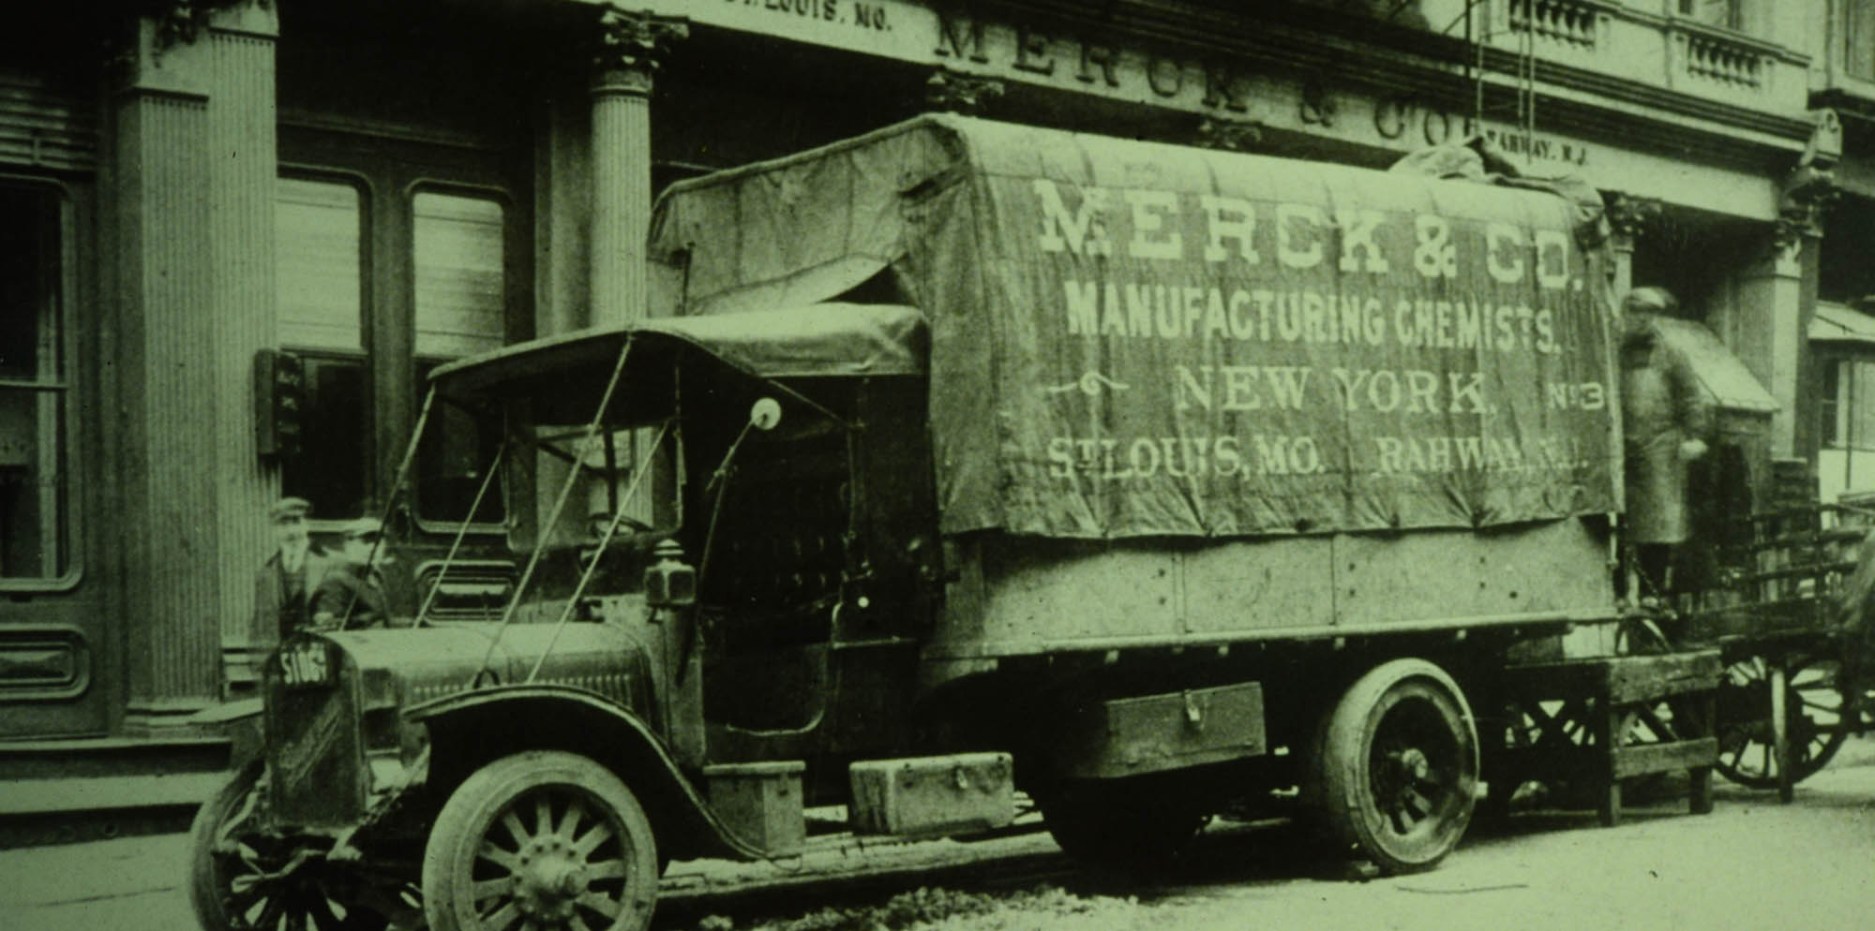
[1677,501,1875,801]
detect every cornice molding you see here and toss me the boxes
[970,1,1812,154]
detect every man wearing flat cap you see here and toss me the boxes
[1620,287,1710,599]
[310,517,395,630]
[253,497,334,645]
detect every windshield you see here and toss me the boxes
[528,420,678,545]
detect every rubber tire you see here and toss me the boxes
[1311,658,1480,875]
[423,750,660,931]
[188,763,261,931]
[189,763,392,931]
[1037,779,1208,873]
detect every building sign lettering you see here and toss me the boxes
[935,14,1251,113]
[653,3,1599,172]
[720,0,895,32]
[1373,94,1588,166]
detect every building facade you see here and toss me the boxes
[1805,1,1875,500]
[0,0,1842,752]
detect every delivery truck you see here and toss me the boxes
[190,115,1648,931]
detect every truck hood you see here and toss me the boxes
[317,621,648,708]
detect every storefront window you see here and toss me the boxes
[276,176,369,518]
[415,191,507,524]
[0,183,69,582]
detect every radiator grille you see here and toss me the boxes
[266,669,365,830]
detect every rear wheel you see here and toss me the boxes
[423,750,660,931]
[1311,659,1479,874]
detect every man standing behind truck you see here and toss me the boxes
[253,496,333,643]
[1620,286,1711,601]
[310,517,394,630]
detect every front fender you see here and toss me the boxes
[406,685,763,862]
[187,697,266,769]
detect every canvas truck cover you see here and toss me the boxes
[649,116,1619,539]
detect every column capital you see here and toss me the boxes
[108,12,208,96]
[1602,191,1661,247]
[593,7,688,95]
[924,68,1004,116]
[144,0,272,52]
[1193,117,1263,153]
[1773,162,1838,256]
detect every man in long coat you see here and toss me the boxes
[253,496,334,645]
[1620,287,1710,598]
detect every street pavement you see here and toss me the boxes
[4,741,1873,931]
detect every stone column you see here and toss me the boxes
[589,8,685,329]
[203,1,280,692]
[1736,224,1816,460]
[1731,115,1840,463]
[1734,238,1800,461]
[112,11,222,728]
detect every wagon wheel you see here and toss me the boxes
[190,763,410,931]
[1310,659,1479,874]
[1714,652,1849,791]
[423,750,659,931]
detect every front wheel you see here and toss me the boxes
[1310,658,1480,875]
[423,750,660,931]
[189,764,395,930]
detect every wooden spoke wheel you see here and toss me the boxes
[1037,778,1209,872]
[1715,653,1849,791]
[1312,659,1480,874]
[423,751,659,931]
[190,764,402,931]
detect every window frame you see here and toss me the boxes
[0,173,82,592]
[274,119,531,536]
[1847,0,1875,83]
[1675,0,1747,34]
[1824,356,1875,454]
[274,166,376,530]
[406,178,522,535]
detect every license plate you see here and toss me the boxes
[279,640,333,688]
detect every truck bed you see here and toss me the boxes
[930,520,1611,661]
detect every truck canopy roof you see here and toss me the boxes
[429,303,926,415]
[649,116,1620,540]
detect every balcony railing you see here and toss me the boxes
[1679,27,1764,89]
[1417,0,1807,114]
[1509,0,1601,50]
